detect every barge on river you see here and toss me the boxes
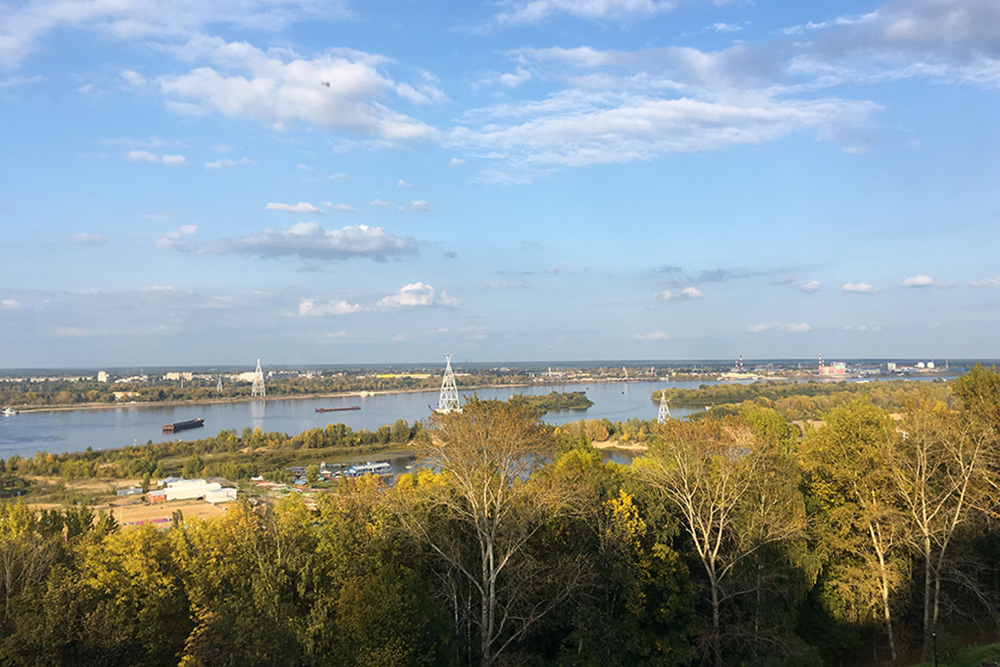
[315,406,361,413]
[162,418,205,433]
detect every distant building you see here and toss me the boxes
[887,362,897,371]
[147,478,237,504]
[819,362,847,375]
[97,371,109,383]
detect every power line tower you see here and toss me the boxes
[657,389,671,424]
[436,354,461,414]
[251,358,266,398]
[217,374,223,393]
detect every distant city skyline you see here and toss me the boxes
[2,0,998,368]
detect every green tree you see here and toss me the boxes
[800,399,906,663]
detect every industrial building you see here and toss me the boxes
[147,478,237,504]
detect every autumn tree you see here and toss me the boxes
[398,398,577,667]
[800,399,906,663]
[635,414,806,667]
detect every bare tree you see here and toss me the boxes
[635,416,805,667]
[396,398,578,667]
[891,396,992,657]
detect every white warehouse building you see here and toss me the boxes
[148,478,237,504]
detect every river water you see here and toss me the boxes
[0,381,710,459]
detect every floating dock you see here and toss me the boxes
[162,418,205,433]
[315,406,361,413]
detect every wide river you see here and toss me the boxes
[0,381,711,459]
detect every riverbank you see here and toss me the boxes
[6,376,681,415]
[590,439,648,452]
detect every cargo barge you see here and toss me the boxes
[315,406,361,413]
[162,418,205,433]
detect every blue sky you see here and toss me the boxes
[1,0,998,368]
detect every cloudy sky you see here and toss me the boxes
[1,0,998,368]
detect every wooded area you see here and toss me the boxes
[1,368,999,666]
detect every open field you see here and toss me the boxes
[102,498,229,526]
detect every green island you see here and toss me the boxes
[516,390,594,414]
[1,368,999,666]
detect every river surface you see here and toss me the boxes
[0,381,715,459]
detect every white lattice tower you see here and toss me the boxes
[217,375,223,393]
[251,358,266,398]
[436,354,461,414]
[657,389,672,424]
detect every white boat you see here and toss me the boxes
[2,407,17,416]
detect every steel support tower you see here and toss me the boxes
[436,354,461,414]
[657,389,671,424]
[251,358,266,398]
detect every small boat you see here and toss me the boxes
[2,407,17,416]
[315,406,362,413]
[162,418,205,433]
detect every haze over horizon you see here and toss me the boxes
[2,0,998,368]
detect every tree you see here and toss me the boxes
[182,455,204,479]
[800,399,906,663]
[305,464,319,486]
[895,378,995,656]
[635,415,806,667]
[397,398,573,667]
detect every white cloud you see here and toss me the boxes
[792,0,1000,88]
[499,67,532,88]
[0,0,350,70]
[156,225,198,249]
[1,299,21,310]
[323,331,351,339]
[451,43,880,180]
[449,158,465,165]
[126,150,187,165]
[212,222,417,261]
[902,274,934,288]
[205,157,256,169]
[322,202,357,213]
[376,282,460,309]
[408,200,430,211]
[329,172,348,180]
[748,322,811,333]
[370,199,397,208]
[154,37,439,140]
[298,298,362,316]
[800,280,820,293]
[396,179,412,187]
[657,286,702,300]
[842,282,875,294]
[495,0,695,25]
[634,330,669,340]
[971,277,1000,288]
[713,22,744,33]
[126,150,159,163]
[266,201,323,214]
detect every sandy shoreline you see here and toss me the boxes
[590,439,648,452]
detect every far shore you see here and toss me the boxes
[8,382,542,415]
